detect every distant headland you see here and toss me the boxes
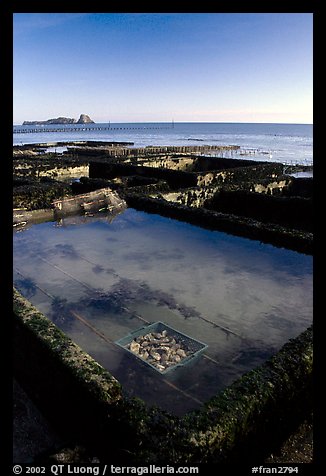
[22,114,95,126]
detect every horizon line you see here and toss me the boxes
[13,120,313,126]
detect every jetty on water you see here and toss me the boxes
[13,124,173,134]
[66,144,241,157]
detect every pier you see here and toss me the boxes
[13,124,173,134]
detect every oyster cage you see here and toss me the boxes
[115,321,208,374]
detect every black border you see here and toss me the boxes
[4,3,320,472]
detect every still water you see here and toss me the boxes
[13,208,313,415]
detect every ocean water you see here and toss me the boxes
[13,122,313,166]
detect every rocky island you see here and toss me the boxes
[22,114,95,125]
[77,114,94,124]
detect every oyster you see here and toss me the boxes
[126,327,192,372]
[129,341,140,354]
[150,351,161,361]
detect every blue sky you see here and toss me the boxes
[13,13,313,124]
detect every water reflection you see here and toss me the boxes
[13,208,313,415]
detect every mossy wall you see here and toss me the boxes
[156,176,292,209]
[196,163,284,187]
[13,182,72,210]
[13,157,89,176]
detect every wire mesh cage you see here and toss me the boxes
[115,321,208,374]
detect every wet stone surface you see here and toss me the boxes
[127,330,192,372]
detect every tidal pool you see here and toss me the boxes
[13,208,313,415]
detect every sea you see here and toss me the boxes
[13,122,313,167]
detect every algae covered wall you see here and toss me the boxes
[13,288,313,463]
[156,176,292,209]
[13,157,89,179]
[196,163,284,187]
[13,182,72,210]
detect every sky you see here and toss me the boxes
[13,13,313,124]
